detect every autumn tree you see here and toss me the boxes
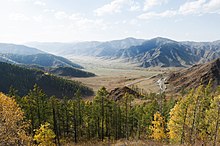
[34,122,56,146]
[168,90,193,144]
[150,112,166,141]
[0,92,30,145]
[206,95,220,146]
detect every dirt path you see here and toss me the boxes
[125,75,158,87]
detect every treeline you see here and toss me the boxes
[168,83,220,145]
[2,82,220,145]
[7,85,174,145]
[24,65,96,78]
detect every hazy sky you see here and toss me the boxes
[0,0,220,43]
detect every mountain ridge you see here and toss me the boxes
[26,37,220,68]
[0,43,83,68]
[167,58,220,92]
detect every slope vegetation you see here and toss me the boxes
[167,58,220,92]
[0,62,93,98]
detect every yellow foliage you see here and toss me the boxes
[34,122,56,146]
[150,112,166,141]
[0,92,30,145]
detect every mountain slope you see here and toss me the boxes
[0,53,83,68]
[28,37,220,68]
[0,43,43,55]
[0,62,93,98]
[114,37,220,68]
[24,65,96,78]
[167,58,220,92]
[0,43,82,68]
[48,66,95,78]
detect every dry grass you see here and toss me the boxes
[67,56,180,97]
[62,140,186,146]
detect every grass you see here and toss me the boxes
[67,56,180,96]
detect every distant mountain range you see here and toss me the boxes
[27,37,220,68]
[0,43,82,68]
[26,37,145,57]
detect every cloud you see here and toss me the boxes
[138,10,177,19]
[178,0,220,15]
[94,0,140,16]
[179,0,206,15]
[9,13,29,21]
[203,0,220,13]
[54,11,68,19]
[34,0,46,6]
[53,11,107,31]
[94,0,128,16]
[33,15,43,22]
[129,1,141,11]
[139,0,220,20]
[143,0,167,11]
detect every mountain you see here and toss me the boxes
[0,43,82,68]
[0,62,93,98]
[114,37,220,67]
[0,53,83,68]
[26,37,145,57]
[27,37,220,68]
[167,58,220,92]
[0,43,43,55]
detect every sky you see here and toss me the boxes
[0,0,220,43]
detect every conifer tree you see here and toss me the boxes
[206,95,220,146]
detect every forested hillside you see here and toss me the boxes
[47,66,96,78]
[2,82,220,145]
[0,62,93,98]
[23,65,96,78]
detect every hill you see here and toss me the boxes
[48,66,95,78]
[0,62,93,98]
[108,86,142,101]
[167,58,220,92]
[0,43,82,68]
[24,65,96,78]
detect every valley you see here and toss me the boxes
[1,0,220,145]
[67,55,175,94]
[1,37,220,146]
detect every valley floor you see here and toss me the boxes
[68,56,179,95]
